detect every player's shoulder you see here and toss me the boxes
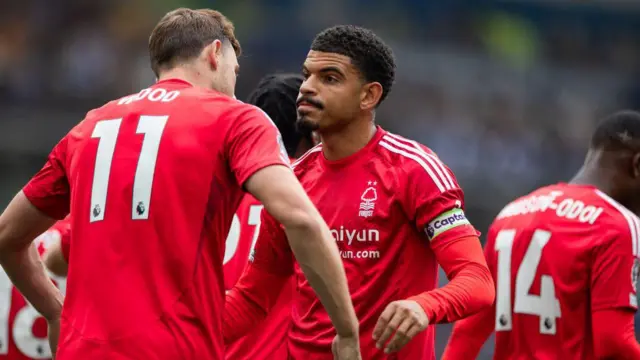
[375,129,457,191]
[588,189,640,242]
[376,129,440,166]
[291,144,323,176]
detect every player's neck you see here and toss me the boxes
[571,149,616,196]
[320,118,377,161]
[570,169,607,191]
[157,67,206,90]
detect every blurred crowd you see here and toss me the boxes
[2,0,639,228]
[1,0,639,357]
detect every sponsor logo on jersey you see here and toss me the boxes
[330,227,380,245]
[425,208,470,240]
[359,181,378,218]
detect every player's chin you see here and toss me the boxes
[296,114,321,132]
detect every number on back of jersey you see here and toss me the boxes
[495,229,562,335]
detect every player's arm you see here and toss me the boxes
[0,192,64,319]
[43,235,70,277]
[226,104,359,339]
[43,217,71,277]
[224,212,293,343]
[374,155,494,353]
[442,229,499,360]
[590,232,640,358]
[0,137,70,326]
[0,137,71,357]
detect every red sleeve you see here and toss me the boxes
[223,212,294,343]
[402,148,479,245]
[225,104,291,187]
[441,304,495,360]
[22,136,70,220]
[590,232,638,311]
[592,308,640,359]
[408,236,495,324]
[442,234,498,360]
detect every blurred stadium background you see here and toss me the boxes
[1,0,639,358]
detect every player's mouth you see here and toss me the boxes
[297,97,323,113]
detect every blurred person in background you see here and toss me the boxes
[224,73,318,359]
[0,217,70,360]
[0,8,360,360]
[224,25,495,360]
[444,111,640,359]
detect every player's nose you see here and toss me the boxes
[299,77,318,96]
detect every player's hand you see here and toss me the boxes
[331,335,361,360]
[372,300,429,354]
[47,315,61,358]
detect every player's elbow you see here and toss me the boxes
[465,262,495,315]
[478,268,496,310]
[279,207,319,235]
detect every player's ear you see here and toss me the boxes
[205,39,224,70]
[360,82,383,111]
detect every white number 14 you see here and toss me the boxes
[495,229,562,335]
[90,115,168,222]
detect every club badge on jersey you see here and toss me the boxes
[0,229,66,359]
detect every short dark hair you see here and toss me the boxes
[149,8,241,77]
[247,74,309,157]
[311,25,396,106]
[591,110,640,151]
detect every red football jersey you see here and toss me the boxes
[21,79,290,360]
[246,128,478,359]
[0,219,69,360]
[485,183,639,359]
[223,195,293,359]
[223,195,264,289]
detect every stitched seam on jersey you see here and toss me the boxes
[379,140,446,193]
[384,133,456,189]
[595,189,639,256]
[291,145,322,169]
[382,135,453,190]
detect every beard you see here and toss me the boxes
[296,115,320,136]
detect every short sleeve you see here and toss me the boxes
[404,150,479,246]
[225,104,291,187]
[22,136,70,220]
[249,211,294,277]
[591,233,639,311]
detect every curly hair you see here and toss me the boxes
[248,74,309,157]
[311,25,396,106]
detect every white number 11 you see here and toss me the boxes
[90,115,168,222]
[495,229,562,335]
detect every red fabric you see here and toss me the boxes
[463,183,640,360]
[22,79,289,360]
[0,223,68,360]
[592,309,640,359]
[223,191,292,359]
[408,236,494,324]
[441,303,494,360]
[226,128,484,360]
